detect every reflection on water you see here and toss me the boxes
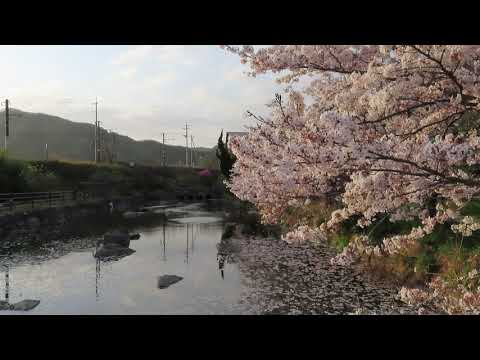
[5,264,9,302]
[0,263,41,311]
[218,254,225,279]
[0,204,249,314]
[96,259,100,301]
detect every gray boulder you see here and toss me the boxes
[94,244,136,259]
[103,230,130,247]
[0,300,41,311]
[11,300,40,311]
[157,275,183,289]
[0,301,9,311]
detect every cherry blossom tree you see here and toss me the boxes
[223,45,480,263]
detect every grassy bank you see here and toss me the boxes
[0,151,224,199]
[278,197,480,312]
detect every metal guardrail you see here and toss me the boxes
[0,190,88,214]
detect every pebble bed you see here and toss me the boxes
[233,236,442,315]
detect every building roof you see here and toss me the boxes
[226,132,247,137]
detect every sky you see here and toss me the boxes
[0,45,284,148]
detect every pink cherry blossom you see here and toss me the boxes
[223,45,480,259]
[223,46,480,313]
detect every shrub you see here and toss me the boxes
[22,163,61,191]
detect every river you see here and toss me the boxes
[0,203,250,315]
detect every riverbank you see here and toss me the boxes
[0,156,222,195]
[232,234,443,315]
[0,196,163,253]
[218,201,431,314]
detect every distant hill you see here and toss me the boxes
[0,109,218,168]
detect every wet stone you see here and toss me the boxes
[94,244,135,259]
[158,275,183,289]
[11,300,40,311]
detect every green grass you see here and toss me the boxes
[332,233,350,251]
[1,157,224,197]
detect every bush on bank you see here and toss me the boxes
[1,156,224,197]
[0,151,61,192]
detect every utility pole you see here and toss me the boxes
[190,135,195,168]
[45,143,48,161]
[111,130,116,163]
[2,100,23,155]
[93,98,99,163]
[162,133,166,166]
[160,133,174,167]
[5,99,9,153]
[182,123,190,167]
[98,121,102,163]
[2,99,9,152]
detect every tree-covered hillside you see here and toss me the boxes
[0,109,218,168]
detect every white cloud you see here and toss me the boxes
[0,45,285,148]
[112,45,195,77]
[119,67,138,80]
[112,45,153,66]
[155,45,188,62]
[145,72,177,89]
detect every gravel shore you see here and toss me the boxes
[232,236,441,315]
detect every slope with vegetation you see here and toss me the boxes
[0,108,218,168]
[0,151,224,200]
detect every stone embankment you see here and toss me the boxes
[0,196,143,251]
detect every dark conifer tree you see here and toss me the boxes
[216,130,236,180]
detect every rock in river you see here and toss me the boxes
[94,244,136,259]
[12,300,41,311]
[157,275,183,289]
[0,300,40,311]
[103,230,130,247]
[0,301,9,311]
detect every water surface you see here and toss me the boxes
[0,203,248,314]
